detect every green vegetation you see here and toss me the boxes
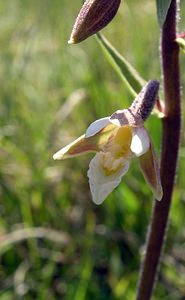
[0,1,185,299]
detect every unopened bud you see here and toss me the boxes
[110,80,160,127]
[68,0,121,44]
[130,80,160,122]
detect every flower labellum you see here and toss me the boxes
[68,0,121,44]
[53,80,163,205]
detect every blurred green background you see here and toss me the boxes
[0,1,185,299]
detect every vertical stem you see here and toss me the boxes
[136,1,181,300]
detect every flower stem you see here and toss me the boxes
[136,1,181,299]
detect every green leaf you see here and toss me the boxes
[176,37,185,53]
[156,0,172,27]
[96,33,146,97]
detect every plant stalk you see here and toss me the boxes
[136,1,181,299]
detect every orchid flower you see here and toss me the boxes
[53,81,163,205]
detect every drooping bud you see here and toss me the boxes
[68,0,121,44]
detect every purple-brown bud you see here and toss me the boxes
[129,80,160,122]
[110,80,160,127]
[68,0,121,44]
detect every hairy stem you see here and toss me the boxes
[136,1,181,299]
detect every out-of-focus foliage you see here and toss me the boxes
[156,0,172,26]
[0,1,185,299]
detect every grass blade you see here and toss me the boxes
[96,33,146,96]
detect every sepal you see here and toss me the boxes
[138,143,163,201]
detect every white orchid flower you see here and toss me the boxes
[53,81,163,205]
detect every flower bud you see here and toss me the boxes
[110,81,160,127]
[130,80,160,122]
[68,0,121,44]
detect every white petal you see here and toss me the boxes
[110,110,124,126]
[130,127,150,157]
[110,109,130,127]
[87,153,129,205]
[85,117,111,138]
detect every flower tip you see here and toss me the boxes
[68,37,75,44]
[53,146,68,160]
[156,187,163,201]
[53,152,61,160]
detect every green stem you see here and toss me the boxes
[136,1,181,299]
